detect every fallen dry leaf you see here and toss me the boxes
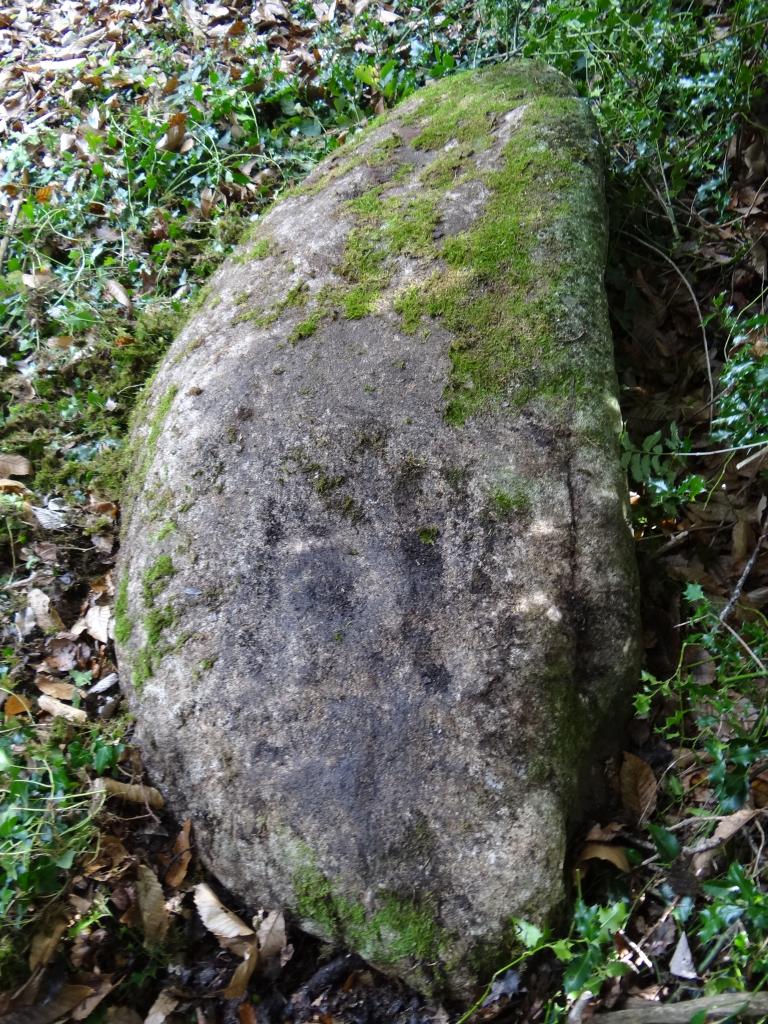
[0,453,30,476]
[27,589,65,633]
[38,694,87,724]
[578,842,631,873]
[620,751,657,823]
[71,977,116,1020]
[224,936,260,998]
[136,864,170,944]
[85,604,111,644]
[157,111,187,152]
[692,808,756,876]
[256,908,287,959]
[105,278,132,310]
[29,908,72,970]
[144,990,179,1024]
[34,674,76,700]
[95,777,165,809]
[0,477,32,495]
[4,693,32,718]
[165,819,192,888]
[194,882,253,946]
[669,930,698,979]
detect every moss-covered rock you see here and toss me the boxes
[116,60,640,1001]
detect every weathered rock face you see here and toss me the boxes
[116,61,639,998]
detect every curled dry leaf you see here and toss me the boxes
[105,278,132,310]
[158,111,187,152]
[692,808,756,876]
[83,834,132,879]
[620,751,657,823]
[578,842,631,873]
[0,477,32,495]
[27,589,65,634]
[0,453,30,476]
[224,937,260,998]
[256,909,287,959]
[95,777,165,809]
[165,819,192,888]
[136,864,170,944]
[38,694,87,724]
[194,882,253,947]
[85,604,111,644]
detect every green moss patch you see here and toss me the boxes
[389,87,606,423]
[292,851,444,972]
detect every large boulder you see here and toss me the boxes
[116,60,639,998]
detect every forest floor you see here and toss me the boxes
[0,1,766,1023]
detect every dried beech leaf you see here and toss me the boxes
[83,834,132,879]
[38,694,87,724]
[194,882,254,941]
[106,278,132,310]
[95,777,165,808]
[35,675,76,700]
[4,693,32,717]
[0,478,31,495]
[620,751,657,823]
[0,454,30,476]
[692,808,756,876]
[29,908,71,969]
[144,989,179,1024]
[27,588,65,633]
[71,976,116,1020]
[257,909,287,959]
[136,864,170,944]
[85,604,111,644]
[224,937,260,998]
[578,842,630,873]
[165,819,192,888]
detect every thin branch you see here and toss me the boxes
[596,992,768,1023]
[717,506,768,626]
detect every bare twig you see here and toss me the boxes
[595,992,768,1023]
[718,507,768,626]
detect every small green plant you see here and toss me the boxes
[0,709,123,935]
[620,426,706,519]
[459,904,631,1024]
